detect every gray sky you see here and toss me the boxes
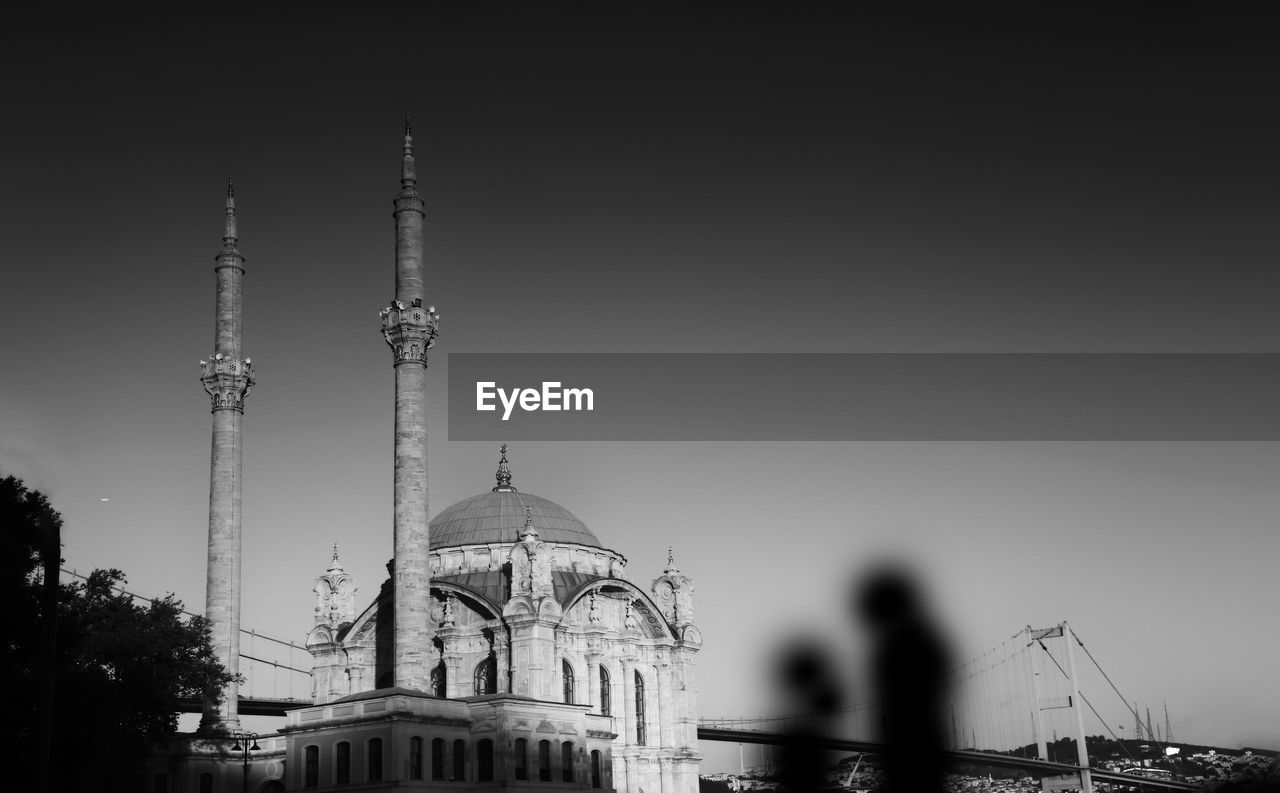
[3,4,1279,762]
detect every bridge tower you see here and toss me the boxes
[198,181,255,733]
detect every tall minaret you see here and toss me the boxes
[379,118,440,691]
[198,181,254,732]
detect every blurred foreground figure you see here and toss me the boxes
[857,567,951,793]
[774,641,843,793]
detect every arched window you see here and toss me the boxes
[477,739,495,782]
[514,738,528,781]
[335,741,351,784]
[304,745,319,788]
[431,737,446,780]
[563,659,575,703]
[561,741,575,783]
[368,738,384,782]
[599,666,611,716]
[409,736,424,781]
[538,739,552,782]
[453,739,466,781]
[199,773,214,793]
[474,654,497,695]
[431,660,447,698]
[591,750,602,789]
[635,670,646,745]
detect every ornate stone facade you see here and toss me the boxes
[304,455,702,793]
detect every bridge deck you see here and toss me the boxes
[179,703,1201,790]
[697,727,1200,791]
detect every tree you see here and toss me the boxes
[0,475,237,792]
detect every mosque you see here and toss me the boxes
[152,126,702,792]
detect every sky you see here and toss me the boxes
[3,3,1280,765]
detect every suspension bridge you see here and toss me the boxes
[76,569,1213,791]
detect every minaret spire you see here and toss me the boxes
[199,183,254,733]
[379,118,439,692]
[402,113,416,190]
[224,178,237,247]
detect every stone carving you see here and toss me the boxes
[654,581,676,624]
[652,548,696,628]
[380,299,440,364]
[313,545,356,627]
[531,545,553,599]
[510,544,532,596]
[200,354,254,411]
[443,594,456,627]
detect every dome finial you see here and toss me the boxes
[328,542,343,572]
[665,546,679,575]
[493,442,516,492]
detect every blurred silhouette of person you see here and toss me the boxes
[856,566,951,793]
[774,640,843,793]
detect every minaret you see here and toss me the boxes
[198,180,254,732]
[379,117,440,691]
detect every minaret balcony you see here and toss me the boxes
[200,355,254,411]
[381,299,440,364]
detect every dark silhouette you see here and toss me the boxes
[857,566,952,793]
[0,475,236,793]
[774,640,843,793]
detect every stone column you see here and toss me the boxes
[380,121,440,691]
[586,653,601,711]
[610,658,626,735]
[675,646,701,750]
[657,660,675,749]
[621,659,638,747]
[440,629,463,698]
[613,755,629,793]
[199,182,253,733]
[505,613,536,695]
[493,632,511,693]
[659,757,674,793]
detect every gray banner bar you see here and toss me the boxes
[446,353,1280,441]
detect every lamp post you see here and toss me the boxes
[228,731,260,793]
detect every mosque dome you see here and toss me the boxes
[428,444,602,550]
[429,489,602,550]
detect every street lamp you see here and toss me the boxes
[228,731,260,793]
